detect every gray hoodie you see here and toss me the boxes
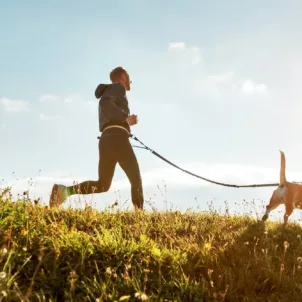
[95,82,130,134]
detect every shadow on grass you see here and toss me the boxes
[203,218,302,301]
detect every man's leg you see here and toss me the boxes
[49,137,117,207]
[117,137,144,210]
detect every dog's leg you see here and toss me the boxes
[262,203,281,221]
[262,188,284,221]
[262,205,271,221]
[284,200,294,224]
[262,204,279,221]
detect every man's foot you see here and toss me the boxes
[49,184,67,207]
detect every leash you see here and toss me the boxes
[130,134,280,188]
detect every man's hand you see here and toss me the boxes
[126,114,138,126]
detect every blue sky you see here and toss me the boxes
[1,0,302,222]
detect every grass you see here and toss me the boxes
[1,187,302,301]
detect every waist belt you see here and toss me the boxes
[97,125,130,139]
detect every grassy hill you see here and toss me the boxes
[1,187,302,301]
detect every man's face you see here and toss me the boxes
[120,72,131,91]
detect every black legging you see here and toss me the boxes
[67,130,144,209]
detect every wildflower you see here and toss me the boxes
[21,229,28,236]
[119,296,131,301]
[1,248,8,255]
[298,235,301,239]
[122,272,130,280]
[297,257,302,263]
[69,270,78,280]
[207,268,214,276]
[284,241,289,250]
[85,203,92,211]
[1,291,7,297]
[0,272,7,279]
[135,292,148,300]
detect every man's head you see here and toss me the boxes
[110,66,131,91]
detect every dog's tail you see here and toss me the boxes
[279,150,286,186]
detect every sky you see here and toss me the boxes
[1,0,302,222]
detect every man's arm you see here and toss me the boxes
[101,97,129,122]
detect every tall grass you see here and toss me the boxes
[1,187,302,301]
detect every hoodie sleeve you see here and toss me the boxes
[99,84,129,122]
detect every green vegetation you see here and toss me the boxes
[1,187,302,301]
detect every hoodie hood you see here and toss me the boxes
[95,84,110,99]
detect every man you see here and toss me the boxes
[49,66,144,210]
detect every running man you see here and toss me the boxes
[49,66,144,210]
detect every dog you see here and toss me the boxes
[262,150,302,224]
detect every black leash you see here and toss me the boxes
[130,134,280,188]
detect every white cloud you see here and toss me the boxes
[63,96,73,103]
[191,71,268,98]
[190,71,235,97]
[39,94,82,104]
[191,47,200,52]
[167,42,268,96]
[206,72,235,84]
[192,56,201,64]
[62,94,82,104]
[39,113,62,120]
[168,42,186,51]
[233,79,268,95]
[168,42,202,64]
[39,94,60,103]
[0,97,30,112]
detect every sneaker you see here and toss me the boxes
[49,184,67,207]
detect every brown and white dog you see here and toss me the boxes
[262,150,302,224]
